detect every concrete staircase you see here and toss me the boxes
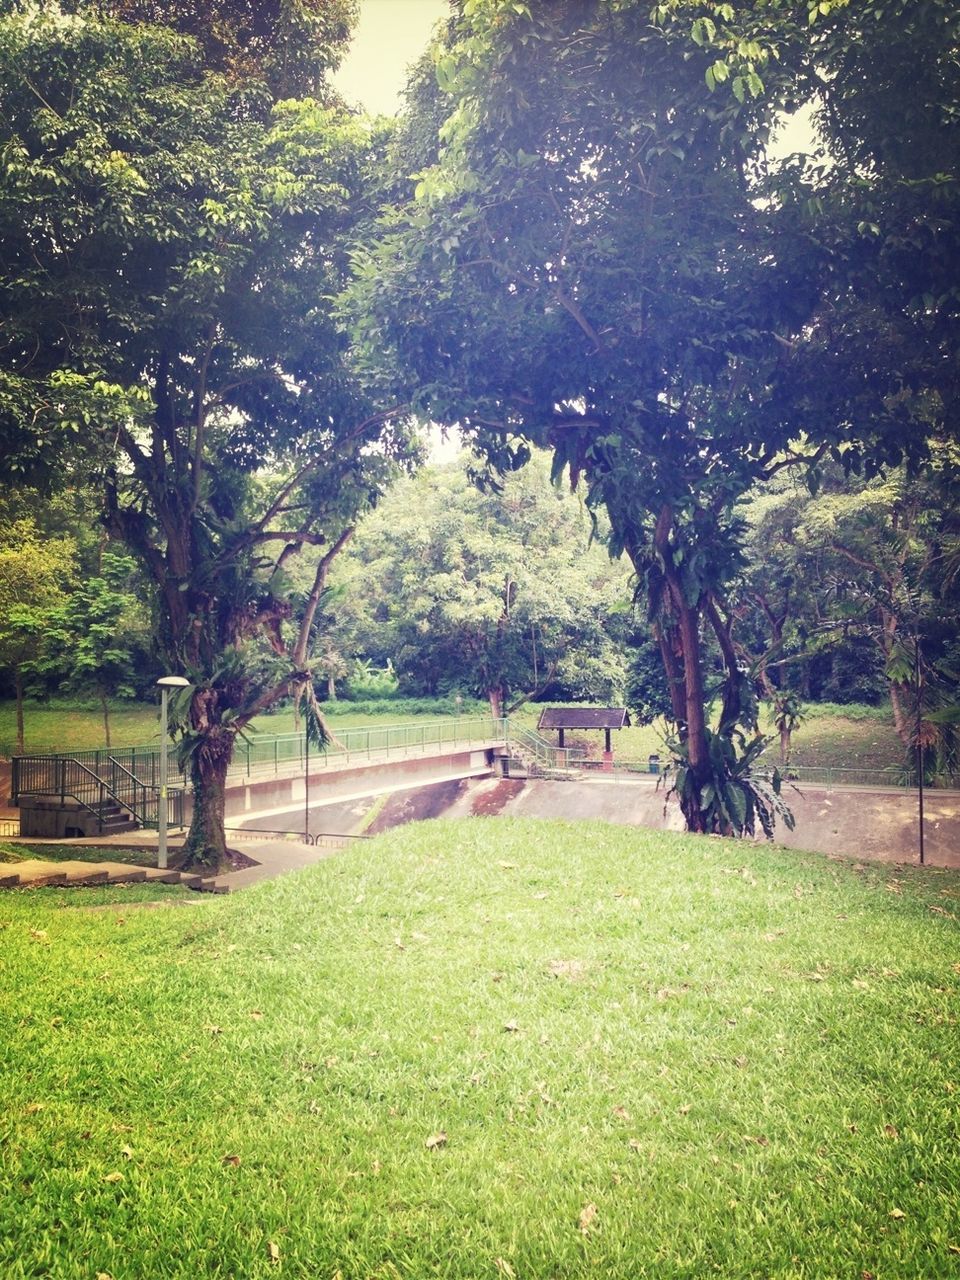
[501,743,582,781]
[0,858,221,892]
[94,802,140,836]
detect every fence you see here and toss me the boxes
[780,764,958,790]
[563,758,959,791]
[229,715,504,778]
[10,717,506,826]
[12,752,186,829]
[224,826,372,849]
[505,723,587,773]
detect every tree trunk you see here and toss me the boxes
[101,692,112,748]
[181,730,233,872]
[654,620,687,734]
[674,593,711,832]
[879,607,913,746]
[488,687,504,720]
[780,722,792,765]
[644,507,712,833]
[888,681,913,746]
[14,667,24,755]
[327,674,336,700]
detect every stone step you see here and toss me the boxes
[141,868,183,884]
[2,860,69,887]
[0,859,175,889]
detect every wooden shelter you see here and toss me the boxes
[537,707,631,762]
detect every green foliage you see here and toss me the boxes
[625,632,676,726]
[343,0,960,838]
[0,515,77,749]
[326,695,487,718]
[343,658,400,700]
[329,452,632,712]
[664,727,795,840]
[75,0,358,97]
[36,550,149,700]
[737,448,960,779]
[0,2,411,865]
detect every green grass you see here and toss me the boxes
[4,880,200,908]
[512,701,905,773]
[1,819,958,1278]
[781,705,904,772]
[0,841,159,867]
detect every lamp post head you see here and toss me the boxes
[157,675,191,689]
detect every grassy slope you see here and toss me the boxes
[0,841,162,867]
[1,820,958,1279]
[512,701,902,771]
[1,698,905,771]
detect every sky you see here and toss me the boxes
[334,0,817,152]
[333,0,449,117]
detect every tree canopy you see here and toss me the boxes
[345,0,958,834]
[0,1,413,867]
[329,452,633,716]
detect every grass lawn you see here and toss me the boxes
[511,701,904,773]
[0,841,160,867]
[1,819,958,1278]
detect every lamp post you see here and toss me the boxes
[915,637,925,866]
[157,675,190,869]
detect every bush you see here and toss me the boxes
[325,695,487,718]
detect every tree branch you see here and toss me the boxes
[291,526,354,668]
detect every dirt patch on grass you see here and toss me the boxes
[365,779,470,834]
[470,779,526,816]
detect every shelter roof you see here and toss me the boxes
[537,707,631,732]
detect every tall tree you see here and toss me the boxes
[347,0,954,835]
[347,0,813,834]
[330,452,632,715]
[37,550,151,747]
[738,451,960,777]
[0,519,76,754]
[0,2,412,868]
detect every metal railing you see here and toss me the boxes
[12,717,503,797]
[224,826,372,848]
[503,724,587,773]
[12,753,185,830]
[779,764,958,790]
[229,715,504,777]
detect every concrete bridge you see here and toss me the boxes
[11,717,959,868]
[11,717,520,839]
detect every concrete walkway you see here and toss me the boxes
[0,829,340,894]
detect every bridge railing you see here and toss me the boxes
[505,724,587,772]
[229,715,505,776]
[11,721,506,798]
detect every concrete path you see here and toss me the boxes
[0,829,342,894]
